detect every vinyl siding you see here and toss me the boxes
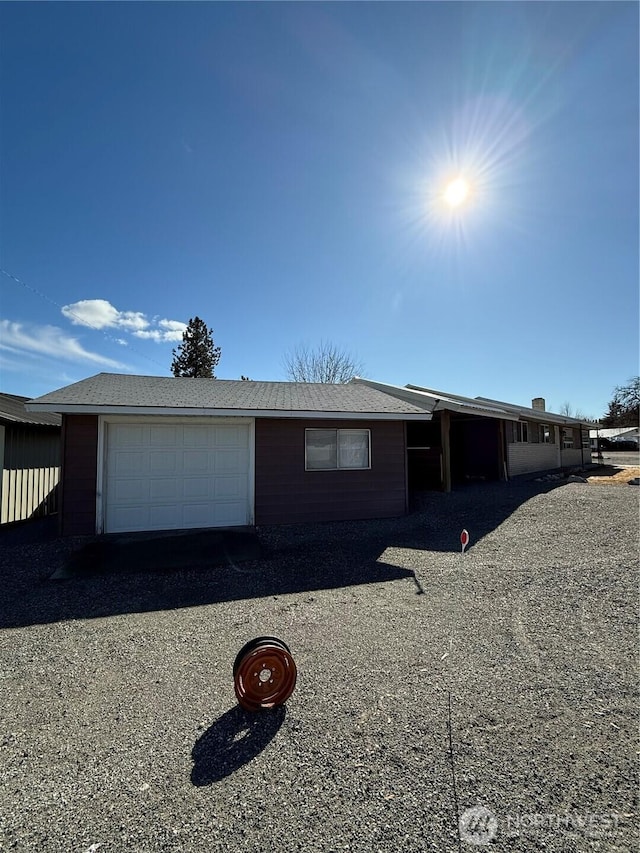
[507,443,559,476]
[255,419,407,524]
[61,415,99,535]
[561,448,585,468]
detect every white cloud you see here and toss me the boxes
[158,319,187,331]
[61,299,185,343]
[0,320,128,369]
[133,330,163,342]
[134,326,185,343]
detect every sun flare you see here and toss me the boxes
[443,177,471,208]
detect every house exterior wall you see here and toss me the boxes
[61,415,99,535]
[506,423,588,476]
[0,425,61,524]
[254,418,407,525]
[507,442,559,476]
[560,448,585,467]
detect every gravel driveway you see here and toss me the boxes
[0,481,637,852]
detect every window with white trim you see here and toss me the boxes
[305,429,371,470]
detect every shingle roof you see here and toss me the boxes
[356,380,590,426]
[26,373,433,419]
[474,396,592,426]
[356,379,520,421]
[0,392,62,427]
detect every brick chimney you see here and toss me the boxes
[532,397,546,412]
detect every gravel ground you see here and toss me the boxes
[0,481,638,852]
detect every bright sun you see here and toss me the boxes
[443,177,471,207]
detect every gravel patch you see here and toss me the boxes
[0,481,638,852]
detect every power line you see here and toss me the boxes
[0,267,171,372]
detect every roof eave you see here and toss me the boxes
[24,403,432,421]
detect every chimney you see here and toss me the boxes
[532,397,546,412]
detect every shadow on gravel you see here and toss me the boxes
[191,705,286,785]
[53,528,262,579]
[0,515,58,547]
[0,545,416,629]
[0,480,561,629]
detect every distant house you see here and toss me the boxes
[0,393,61,524]
[26,373,592,536]
[589,426,639,450]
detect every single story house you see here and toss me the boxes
[26,373,591,536]
[26,373,433,535]
[0,392,61,524]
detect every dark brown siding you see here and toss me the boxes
[61,415,98,535]
[255,419,407,525]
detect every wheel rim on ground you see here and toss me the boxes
[232,636,292,677]
[233,638,297,712]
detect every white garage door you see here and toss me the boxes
[104,420,252,533]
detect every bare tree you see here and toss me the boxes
[602,376,640,426]
[284,341,364,383]
[558,401,591,421]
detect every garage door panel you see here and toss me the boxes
[150,425,178,446]
[112,479,149,502]
[149,479,180,500]
[183,504,214,527]
[111,425,145,446]
[150,451,177,474]
[184,478,210,499]
[215,449,247,472]
[215,426,246,446]
[214,501,246,524]
[105,420,251,533]
[183,425,213,447]
[149,504,183,529]
[214,475,243,499]
[112,451,146,476]
[184,450,210,473]
[110,505,150,532]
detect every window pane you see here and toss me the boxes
[338,430,369,469]
[306,430,337,469]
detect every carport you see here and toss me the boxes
[406,410,506,492]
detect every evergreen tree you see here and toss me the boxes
[171,317,221,378]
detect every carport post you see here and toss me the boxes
[440,409,452,493]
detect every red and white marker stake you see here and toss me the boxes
[460,529,469,555]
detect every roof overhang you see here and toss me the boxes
[25,403,432,421]
[474,396,593,427]
[354,379,521,421]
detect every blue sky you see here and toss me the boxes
[0,2,637,418]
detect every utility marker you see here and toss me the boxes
[460,529,469,556]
